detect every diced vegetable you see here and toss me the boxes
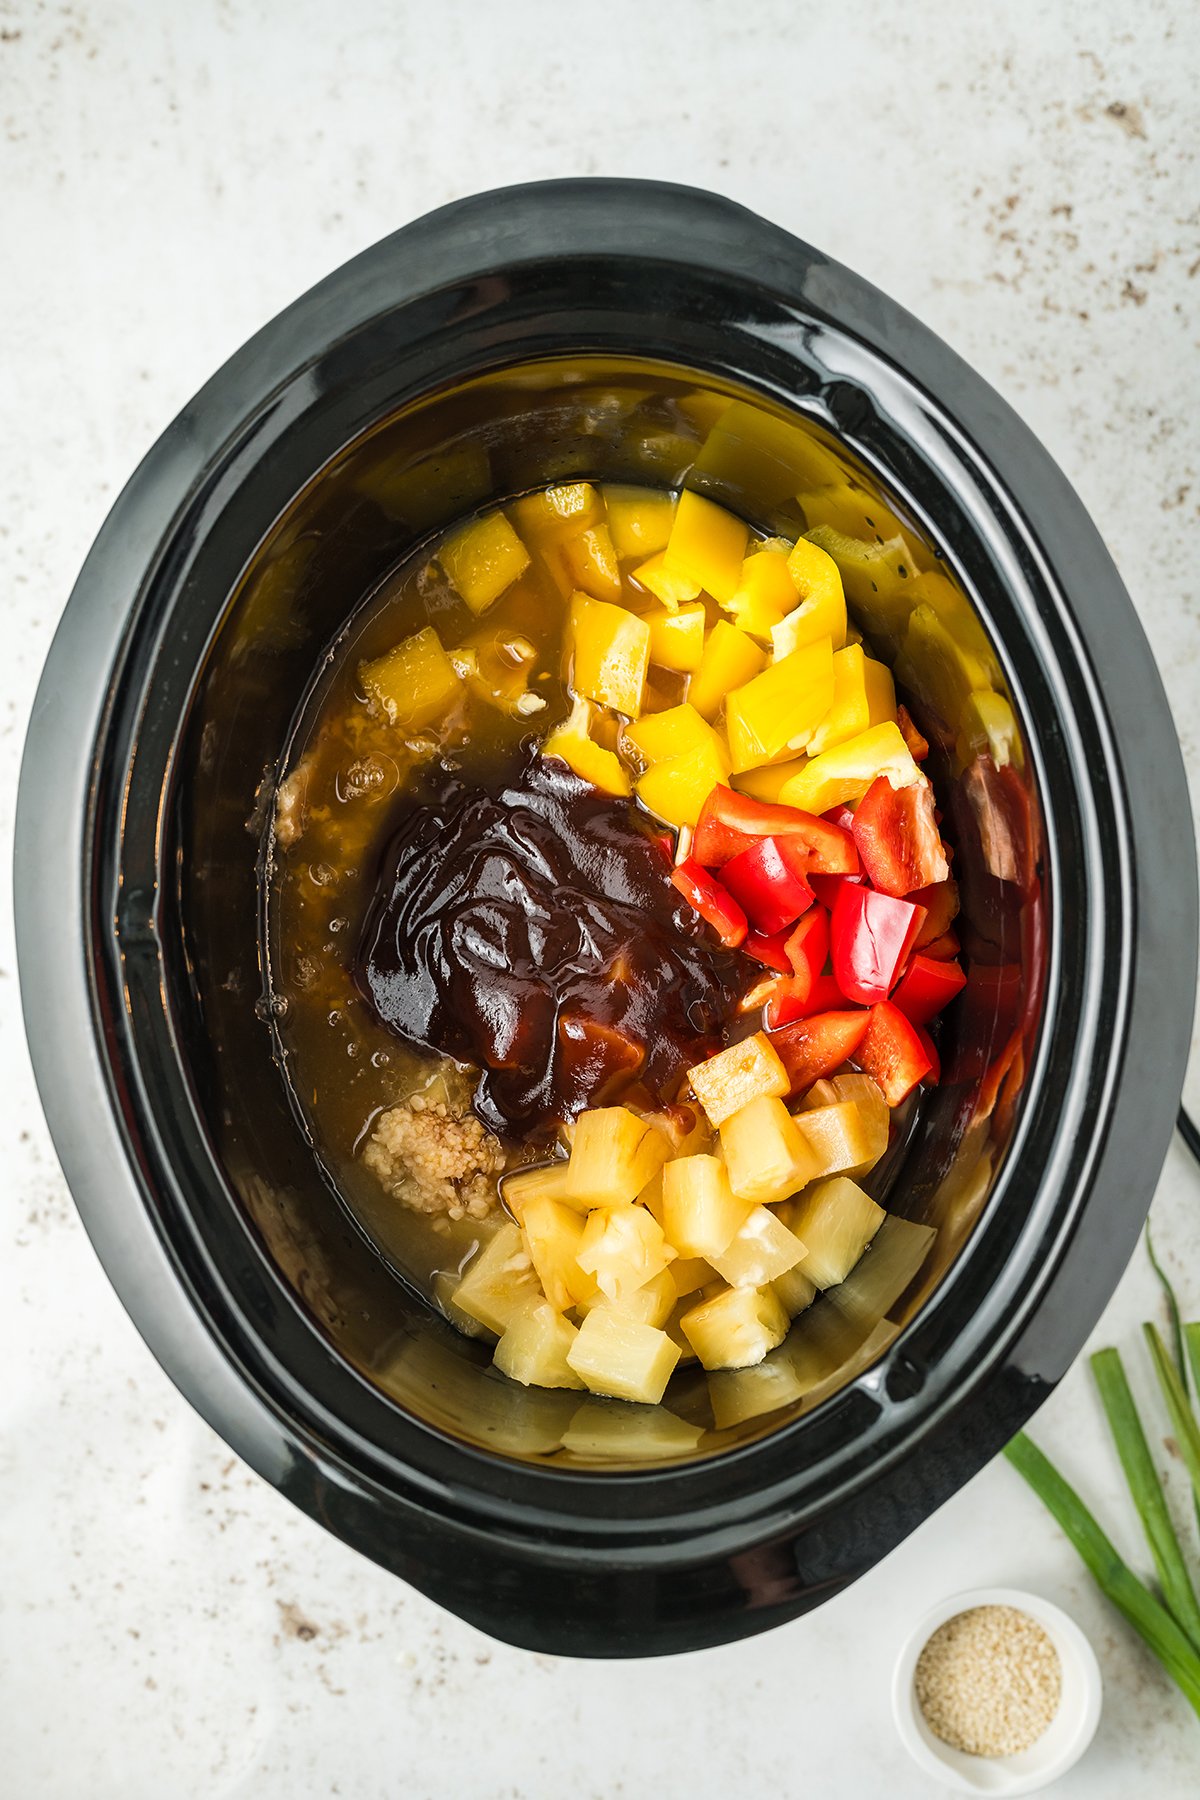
[786,907,830,983]
[542,695,631,796]
[744,927,794,974]
[645,602,707,672]
[890,953,967,1026]
[784,1177,885,1289]
[862,656,898,729]
[851,775,949,896]
[564,524,623,602]
[720,1095,820,1206]
[805,644,873,757]
[897,703,930,762]
[452,1223,541,1336]
[576,1204,675,1301]
[602,486,676,560]
[854,1001,934,1104]
[359,627,462,730]
[565,1308,681,1404]
[773,538,848,654]
[624,702,720,764]
[568,592,650,717]
[731,758,808,803]
[710,1205,807,1288]
[565,1107,671,1209]
[520,1196,597,1310]
[794,1100,883,1180]
[437,512,531,613]
[763,973,815,1029]
[680,1284,790,1370]
[687,619,766,720]
[830,884,927,1005]
[719,836,815,937]
[768,1009,872,1095]
[778,721,921,814]
[661,1154,754,1259]
[631,551,701,611]
[512,481,602,541]
[493,1300,584,1389]
[687,1031,790,1128]
[663,490,749,604]
[725,637,835,771]
[911,877,961,947]
[726,548,795,641]
[691,784,858,874]
[636,735,731,830]
[670,857,748,949]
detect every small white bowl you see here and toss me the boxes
[892,1586,1102,1795]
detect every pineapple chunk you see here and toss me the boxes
[663,490,749,605]
[680,1284,790,1370]
[660,1155,753,1259]
[720,1095,821,1207]
[784,1177,886,1289]
[565,1309,681,1404]
[670,1255,718,1298]
[631,551,701,611]
[437,512,531,614]
[773,1264,818,1319]
[688,1031,790,1129]
[602,486,677,560]
[566,1107,671,1209]
[645,603,707,673]
[725,637,835,771]
[358,627,462,730]
[725,548,795,642]
[710,1205,807,1288]
[493,1300,584,1389]
[635,732,731,830]
[564,524,623,602]
[687,619,767,721]
[773,537,848,653]
[561,1399,703,1459]
[777,721,920,814]
[576,1265,676,1328]
[624,702,719,764]
[542,695,631,796]
[451,1223,541,1336]
[567,592,650,717]
[520,1196,597,1310]
[821,1074,890,1177]
[576,1205,674,1302]
[502,1159,574,1216]
[794,1101,884,1182]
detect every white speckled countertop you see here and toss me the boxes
[3,3,1199,1794]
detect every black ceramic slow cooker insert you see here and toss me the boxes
[15,180,1197,1657]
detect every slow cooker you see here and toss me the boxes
[15,180,1197,1656]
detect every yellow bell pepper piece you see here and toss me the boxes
[687,620,766,721]
[772,539,848,656]
[807,644,870,757]
[624,703,719,764]
[631,550,701,612]
[956,689,1022,769]
[731,758,808,803]
[725,637,835,772]
[542,696,631,795]
[804,523,915,646]
[359,627,462,729]
[895,602,994,732]
[563,523,623,602]
[567,592,650,717]
[725,548,796,642]
[602,486,676,560]
[511,482,603,543]
[691,400,849,502]
[662,490,749,605]
[645,602,707,673]
[863,655,897,726]
[778,721,921,813]
[636,732,730,830]
[437,512,532,615]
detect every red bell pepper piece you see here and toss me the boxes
[890,953,968,1026]
[915,1022,941,1085]
[912,878,960,948]
[830,885,927,1006]
[896,704,929,762]
[785,907,830,984]
[851,776,950,897]
[692,785,859,875]
[743,928,794,974]
[670,857,748,949]
[765,978,815,1030]
[719,836,814,937]
[853,1001,934,1104]
[823,804,858,834]
[809,870,864,910]
[768,1008,870,1095]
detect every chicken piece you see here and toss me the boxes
[362,1094,504,1222]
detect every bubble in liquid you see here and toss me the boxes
[255,992,290,1021]
[327,1008,343,1028]
[308,862,337,888]
[370,1049,391,1068]
[346,1041,360,1059]
[329,916,348,935]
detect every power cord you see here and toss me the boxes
[1180,1106,1200,1169]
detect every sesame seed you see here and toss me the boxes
[914,1604,1062,1757]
